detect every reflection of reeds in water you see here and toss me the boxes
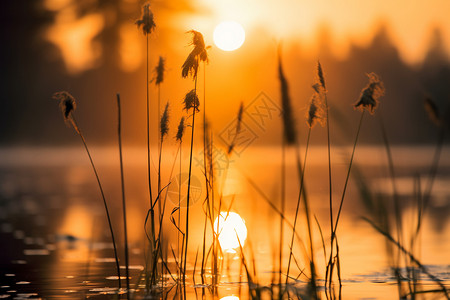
[53,91,122,290]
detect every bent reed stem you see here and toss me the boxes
[70,115,121,290]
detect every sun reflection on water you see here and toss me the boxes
[220,296,240,300]
[214,212,247,253]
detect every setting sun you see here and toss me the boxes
[213,21,246,51]
[214,212,247,253]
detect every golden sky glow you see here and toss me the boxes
[179,0,450,63]
[42,0,450,73]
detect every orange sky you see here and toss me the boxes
[43,0,450,74]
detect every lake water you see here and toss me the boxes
[0,146,449,299]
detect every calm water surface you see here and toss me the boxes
[0,146,449,299]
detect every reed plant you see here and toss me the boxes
[154,57,166,257]
[285,62,326,297]
[136,0,156,220]
[181,29,208,283]
[278,52,320,298]
[277,49,293,296]
[155,57,166,276]
[135,3,158,290]
[174,117,186,282]
[325,73,385,296]
[151,102,170,285]
[53,91,122,290]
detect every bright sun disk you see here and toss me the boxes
[214,212,247,253]
[213,21,245,51]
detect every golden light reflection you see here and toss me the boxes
[220,296,240,300]
[59,203,93,239]
[45,0,104,74]
[57,203,93,263]
[214,212,247,253]
[213,21,245,51]
[126,205,143,243]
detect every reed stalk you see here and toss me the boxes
[183,75,199,283]
[327,72,384,292]
[116,94,130,297]
[175,117,185,282]
[327,110,365,290]
[136,4,157,289]
[318,61,336,293]
[418,101,446,234]
[53,91,122,290]
[181,29,208,284]
[200,63,209,285]
[78,136,122,290]
[277,50,295,293]
[286,129,311,284]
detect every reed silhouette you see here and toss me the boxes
[53,91,122,290]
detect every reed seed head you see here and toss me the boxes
[182,52,198,79]
[317,61,326,90]
[354,72,385,114]
[278,53,297,145]
[237,102,244,130]
[176,116,185,142]
[53,91,76,122]
[182,30,208,79]
[307,93,325,128]
[424,97,441,127]
[228,102,244,154]
[160,102,169,140]
[135,3,156,35]
[155,56,165,85]
[183,89,200,112]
